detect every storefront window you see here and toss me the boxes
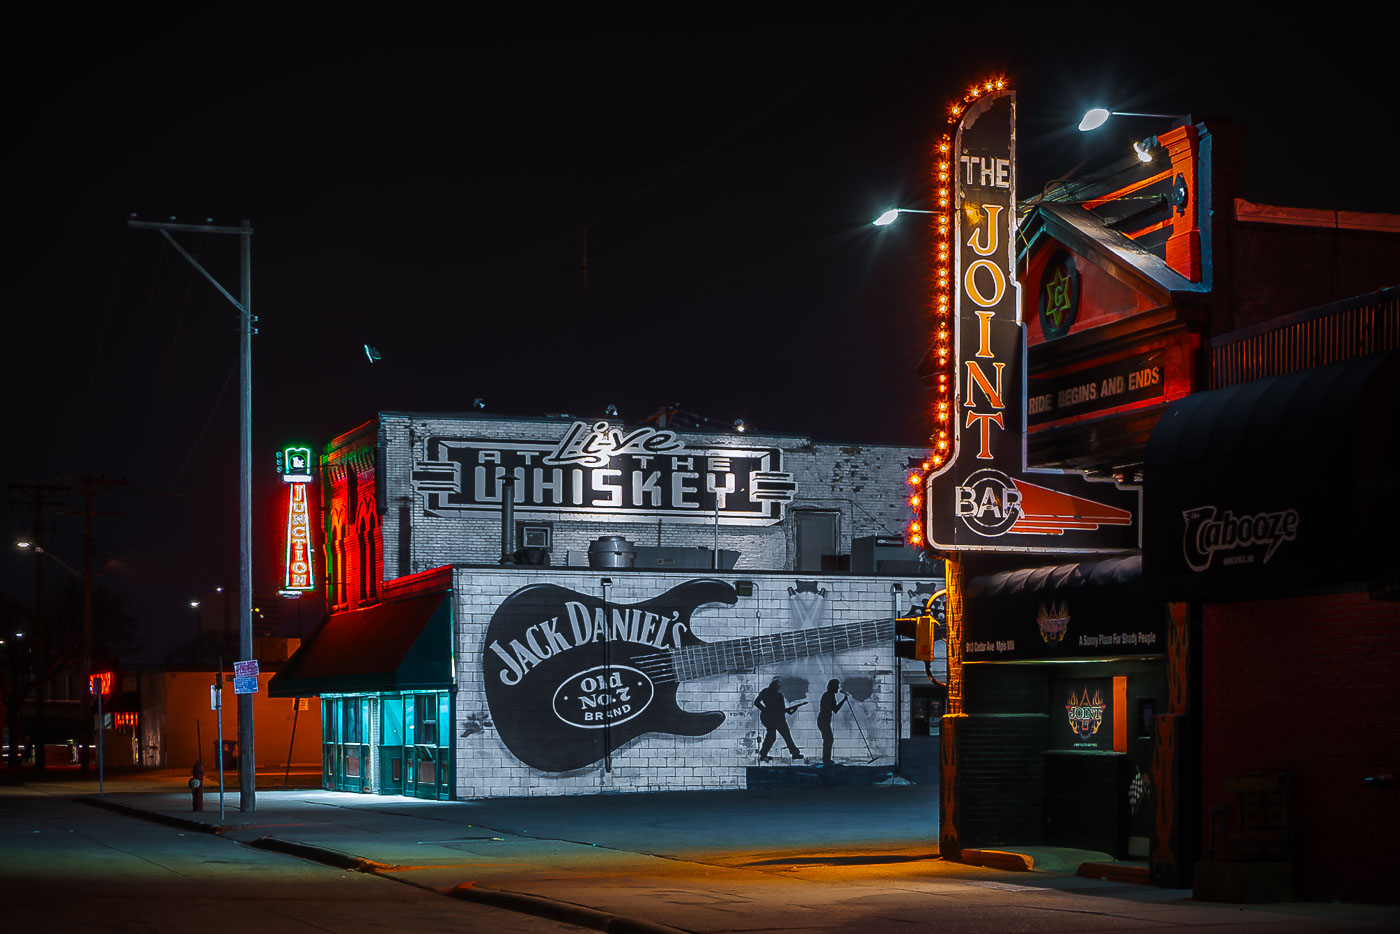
[320,691,451,800]
[416,694,437,746]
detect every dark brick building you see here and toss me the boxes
[938,109,1399,902]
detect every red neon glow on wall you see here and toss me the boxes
[89,671,113,695]
[326,454,382,611]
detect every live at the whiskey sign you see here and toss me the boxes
[413,420,797,524]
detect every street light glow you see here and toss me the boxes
[1079,109,1182,132]
[872,208,937,227]
[1078,107,1111,131]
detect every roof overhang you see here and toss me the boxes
[1023,203,1211,304]
[268,590,453,696]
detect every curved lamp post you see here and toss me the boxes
[872,207,937,227]
[1077,108,1180,132]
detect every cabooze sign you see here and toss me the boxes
[1181,505,1299,571]
[924,90,1141,553]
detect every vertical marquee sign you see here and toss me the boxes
[918,84,1140,552]
[277,445,316,596]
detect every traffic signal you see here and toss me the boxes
[894,613,935,661]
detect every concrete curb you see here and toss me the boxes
[243,835,691,934]
[959,848,1034,872]
[1077,861,1151,885]
[79,796,229,835]
[247,836,393,875]
[452,882,692,934]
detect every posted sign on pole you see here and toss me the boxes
[233,659,260,695]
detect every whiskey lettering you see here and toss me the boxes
[413,421,795,523]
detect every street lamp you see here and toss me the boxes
[873,207,938,227]
[17,542,80,577]
[1077,108,1180,132]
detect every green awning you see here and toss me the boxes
[268,591,452,696]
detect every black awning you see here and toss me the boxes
[1143,351,1399,601]
[267,591,452,697]
[967,554,1142,598]
[963,555,1164,662]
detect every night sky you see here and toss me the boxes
[5,9,1393,660]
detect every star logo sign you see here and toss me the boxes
[1043,266,1073,328]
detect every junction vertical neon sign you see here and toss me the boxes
[278,445,316,596]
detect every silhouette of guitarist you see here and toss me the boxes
[754,678,803,761]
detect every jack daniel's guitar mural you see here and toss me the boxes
[483,579,892,772]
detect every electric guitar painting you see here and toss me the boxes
[482,579,892,772]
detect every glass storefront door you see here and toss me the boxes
[404,691,451,800]
[379,696,404,795]
[322,691,449,798]
[323,696,371,793]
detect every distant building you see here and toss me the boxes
[136,637,320,770]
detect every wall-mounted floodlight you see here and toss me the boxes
[733,419,747,433]
[1132,138,1158,163]
[1078,108,1180,132]
[872,208,937,227]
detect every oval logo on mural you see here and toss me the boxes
[551,665,655,730]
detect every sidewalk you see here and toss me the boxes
[56,778,1400,934]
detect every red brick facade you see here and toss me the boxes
[1202,592,1400,901]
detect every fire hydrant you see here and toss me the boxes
[189,761,205,812]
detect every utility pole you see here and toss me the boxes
[128,216,257,810]
[237,218,255,812]
[8,482,66,775]
[63,475,122,773]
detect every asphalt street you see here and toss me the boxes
[5,771,1398,933]
[0,785,588,933]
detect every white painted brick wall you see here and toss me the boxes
[452,567,929,798]
[360,413,926,580]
